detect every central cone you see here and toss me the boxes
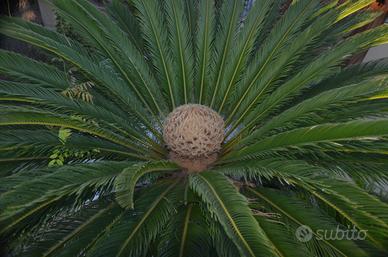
[163,104,225,172]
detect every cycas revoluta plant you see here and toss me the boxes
[1,0,388,256]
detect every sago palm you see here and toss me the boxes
[1,0,388,256]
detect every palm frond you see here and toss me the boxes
[132,0,178,109]
[14,201,123,257]
[114,161,179,209]
[158,203,211,257]
[337,0,375,21]
[166,0,195,104]
[216,157,321,184]
[0,50,68,90]
[0,17,158,135]
[226,0,319,124]
[1,0,388,256]
[189,171,278,257]
[0,111,149,158]
[228,24,388,141]
[86,179,182,257]
[0,161,133,235]
[0,80,152,142]
[246,187,371,257]
[227,119,388,161]
[107,0,144,52]
[211,220,241,257]
[53,0,167,118]
[216,0,272,112]
[298,179,388,250]
[254,217,312,257]
[244,78,388,142]
[312,57,388,94]
[312,154,388,191]
[0,129,60,153]
[195,0,216,104]
[208,0,245,108]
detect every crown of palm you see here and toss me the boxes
[1,0,388,256]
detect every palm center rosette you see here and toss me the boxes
[163,104,224,172]
[2,0,388,256]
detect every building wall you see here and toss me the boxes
[364,44,388,62]
[37,0,56,29]
[0,0,47,59]
[363,16,388,62]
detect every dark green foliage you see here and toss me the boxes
[1,0,388,256]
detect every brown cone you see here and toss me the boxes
[163,104,224,172]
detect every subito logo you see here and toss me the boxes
[295,225,313,242]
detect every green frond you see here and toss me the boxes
[107,0,144,52]
[0,81,147,136]
[189,171,278,257]
[246,187,371,257]
[14,201,123,257]
[86,179,182,257]
[0,154,49,167]
[226,0,320,124]
[313,57,388,94]
[64,133,146,159]
[337,0,375,21]
[183,0,197,48]
[0,129,60,152]
[166,0,195,104]
[216,0,272,113]
[211,221,241,257]
[208,0,245,108]
[1,0,388,256]
[0,80,162,153]
[310,10,380,62]
[254,217,312,257]
[0,111,149,158]
[248,0,290,62]
[132,0,178,109]
[0,161,134,235]
[232,158,388,251]
[228,119,388,162]
[159,203,212,257]
[114,161,179,209]
[244,78,388,142]
[219,158,388,252]
[314,154,388,190]
[0,127,143,164]
[216,157,325,185]
[321,99,388,124]
[0,129,64,172]
[195,0,216,104]
[229,24,388,140]
[0,17,158,134]
[298,180,388,250]
[0,50,68,90]
[53,0,167,118]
